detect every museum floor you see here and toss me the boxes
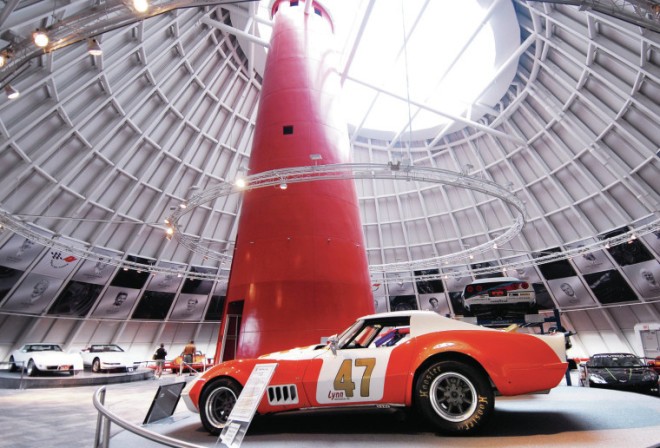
[0,372,658,448]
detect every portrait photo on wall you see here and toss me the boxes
[73,257,116,285]
[371,274,386,297]
[0,273,64,315]
[535,248,577,280]
[169,293,209,321]
[0,266,24,303]
[583,270,638,305]
[448,291,466,316]
[420,293,450,315]
[386,277,415,296]
[47,280,103,317]
[443,267,472,292]
[91,286,140,319]
[414,269,445,294]
[110,255,154,289]
[566,242,614,275]
[31,248,81,279]
[132,291,176,320]
[502,257,543,283]
[601,227,654,266]
[622,260,660,299]
[547,277,596,308]
[388,295,418,312]
[205,295,226,321]
[0,235,44,271]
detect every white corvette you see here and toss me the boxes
[9,343,83,376]
[80,344,142,373]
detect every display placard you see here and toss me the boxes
[220,363,277,448]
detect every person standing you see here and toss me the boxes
[154,343,167,379]
[181,340,196,376]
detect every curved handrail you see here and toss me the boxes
[92,386,206,448]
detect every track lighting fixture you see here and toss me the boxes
[87,38,102,56]
[0,49,12,68]
[4,85,19,99]
[33,30,49,48]
[133,0,149,13]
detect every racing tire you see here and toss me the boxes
[199,377,242,435]
[26,359,37,377]
[92,358,101,373]
[9,356,18,372]
[414,360,493,434]
[69,368,75,376]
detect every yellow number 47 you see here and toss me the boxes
[333,358,376,398]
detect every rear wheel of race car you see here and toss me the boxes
[199,378,242,435]
[9,356,17,372]
[92,358,101,373]
[27,359,37,377]
[414,360,493,434]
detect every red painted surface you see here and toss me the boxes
[216,0,373,361]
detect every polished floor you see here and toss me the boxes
[0,372,659,448]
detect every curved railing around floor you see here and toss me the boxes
[92,386,205,448]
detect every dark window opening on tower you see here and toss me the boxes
[290,1,299,7]
[283,125,294,135]
[314,8,322,16]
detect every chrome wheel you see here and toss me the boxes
[429,371,478,422]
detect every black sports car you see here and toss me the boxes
[586,353,659,394]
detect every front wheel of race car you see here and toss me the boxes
[414,360,494,434]
[199,377,242,435]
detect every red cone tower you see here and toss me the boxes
[215,0,373,361]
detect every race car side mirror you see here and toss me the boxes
[328,336,339,356]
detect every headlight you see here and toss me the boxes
[589,374,608,384]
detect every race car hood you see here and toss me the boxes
[258,344,327,361]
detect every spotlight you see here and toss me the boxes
[133,0,149,13]
[87,38,102,56]
[179,202,187,209]
[165,227,174,236]
[33,30,49,48]
[492,243,498,249]
[0,49,12,68]
[279,182,287,190]
[4,85,19,99]
[235,178,246,189]
[164,218,170,224]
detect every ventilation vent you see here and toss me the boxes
[283,125,294,135]
[267,384,299,405]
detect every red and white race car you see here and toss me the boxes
[183,311,567,435]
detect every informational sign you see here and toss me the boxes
[220,363,277,448]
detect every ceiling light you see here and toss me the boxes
[235,178,246,189]
[87,38,102,56]
[165,227,174,235]
[279,182,287,190]
[33,30,49,48]
[4,85,19,99]
[179,203,187,209]
[133,0,149,13]
[0,49,12,68]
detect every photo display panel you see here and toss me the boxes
[205,294,226,321]
[145,261,186,293]
[642,229,660,257]
[583,270,638,304]
[448,291,466,316]
[535,248,578,280]
[470,261,502,280]
[0,266,24,303]
[388,294,418,311]
[420,292,450,315]
[0,273,65,314]
[91,286,140,319]
[414,269,445,294]
[533,283,557,310]
[169,293,209,321]
[547,277,596,308]
[180,266,217,295]
[622,259,660,299]
[371,274,388,312]
[31,236,83,278]
[503,257,543,283]
[110,255,153,289]
[47,280,103,316]
[0,235,45,271]
[72,247,121,285]
[601,227,654,266]
[442,266,472,292]
[386,273,415,297]
[132,291,176,320]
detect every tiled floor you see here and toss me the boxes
[1,372,659,448]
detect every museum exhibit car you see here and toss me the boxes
[9,343,84,376]
[171,350,209,373]
[182,311,568,435]
[461,277,537,319]
[585,352,659,394]
[80,344,142,373]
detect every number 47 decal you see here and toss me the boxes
[333,358,376,398]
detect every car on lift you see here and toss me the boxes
[461,277,537,319]
[9,343,84,376]
[80,344,142,373]
[585,352,659,394]
[182,311,568,435]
